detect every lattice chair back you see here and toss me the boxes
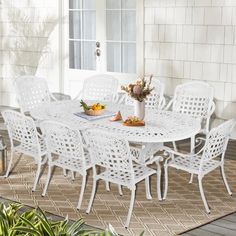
[125,79,165,109]
[40,121,85,166]
[172,81,214,133]
[15,76,51,113]
[201,119,236,166]
[2,110,40,153]
[81,74,119,102]
[84,129,134,181]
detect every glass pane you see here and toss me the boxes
[106,0,121,9]
[122,11,136,41]
[83,11,96,40]
[69,0,81,9]
[69,41,81,69]
[82,41,96,70]
[107,42,121,72]
[106,10,121,40]
[122,43,136,73]
[122,0,136,9]
[82,0,96,9]
[69,11,81,39]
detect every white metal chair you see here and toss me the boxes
[84,129,157,228]
[40,120,92,210]
[74,74,119,102]
[14,75,57,114]
[121,79,166,110]
[163,119,236,213]
[166,81,215,134]
[2,110,47,191]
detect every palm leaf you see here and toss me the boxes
[19,215,38,231]
[67,218,84,235]
[35,208,55,236]
[12,226,41,236]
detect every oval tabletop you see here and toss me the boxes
[31,100,201,143]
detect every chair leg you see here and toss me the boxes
[163,164,169,200]
[220,164,232,195]
[189,136,195,184]
[189,174,194,184]
[5,150,14,178]
[105,181,110,191]
[86,178,97,214]
[71,171,75,181]
[63,168,67,176]
[125,188,136,228]
[118,185,123,196]
[198,176,210,213]
[156,161,162,201]
[77,175,87,210]
[42,165,54,197]
[145,177,152,199]
[32,162,43,192]
[172,141,177,151]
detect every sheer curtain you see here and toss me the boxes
[69,0,96,70]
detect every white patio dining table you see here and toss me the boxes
[30,100,201,148]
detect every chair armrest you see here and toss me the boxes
[162,145,204,158]
[209,101,215,116]
[164,99,174,111]
[50,93,58,101]
[159,96,166,110]
[37,127,45,139]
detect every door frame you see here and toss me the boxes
[60,0,144,96]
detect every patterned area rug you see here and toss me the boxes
[0,149,236,236]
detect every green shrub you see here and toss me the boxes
[0,203,108,236]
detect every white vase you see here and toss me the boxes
[134,100,145,120]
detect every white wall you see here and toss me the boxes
[144,0,236,119]
[0,0,60,107]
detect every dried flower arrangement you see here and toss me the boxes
[121,75,154,102]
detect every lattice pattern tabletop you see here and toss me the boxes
[31,100,201,143]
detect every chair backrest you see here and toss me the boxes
[201,119,236,165]
[81,74,119,102]
[2,110,40,151]
[14,76,51,113]
[125,79,165,109]
[40,121,85,166]
[83,129,134,180]
[172,81,214,119]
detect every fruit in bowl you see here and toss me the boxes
[80,100,106,116]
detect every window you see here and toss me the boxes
[68,0,138,74]
[69,0,96,70]
[106,0,136,73]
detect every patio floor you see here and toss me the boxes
[0,133,236,236]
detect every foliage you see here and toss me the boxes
[0,202,145,235]
[121,75,154,102]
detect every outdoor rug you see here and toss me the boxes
[0,141,236,236]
